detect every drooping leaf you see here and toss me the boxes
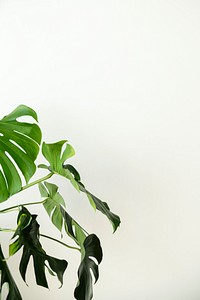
[74,234,103,300]
[63,164,81,181]
[0,105,42,202]
[39,181,66,232]
[0,244,22,300]
[60,163,121,232]
[39,182,86,248]
[9,207,68,288]
[79,184,121,233]
[41,141,79,191]
[41,141,120,232]
[60,207,102,300]
[60,206,87,247]
[63,164,121,232]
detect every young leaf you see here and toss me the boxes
[74,234,103,300]
[0,244,22,300]
[41,141,79,191]
[0,105,42,202]
[10,207,68,288]
[39,181,66,232]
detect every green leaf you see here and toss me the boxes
[0,244,22,300]
[39,182,66,232]
[63,164,81,182]
[74,234,103,300]
[62,165,121,232]
[79,184,121,233]
[41,141,79,191]
[60,207,103,300]
[60,206,87,247]
[9,207,68,288]
[0,105,42,202]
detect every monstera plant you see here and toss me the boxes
[0,105,120,300]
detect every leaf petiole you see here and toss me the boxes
[0,200,45,214]
[40,234,81,252]
[21,172,54,191]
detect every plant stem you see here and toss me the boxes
[0,228,15,232]
[0,172,54,213]
[40,234,80,252]
[0,200,45,214]
[21,172,54,191]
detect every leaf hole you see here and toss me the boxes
[60,143,67,161]
[72,224,76,236]
[89,256,98,265]
[90,268,96,284]
[16,116,34,123]
[13,130,37,144]
[1,282,9,299]
[5,151,26,186]
[9,139,27,154]
[0,163,9,189]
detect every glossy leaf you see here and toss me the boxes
[9,207,68,288]
[63,164,121,232]
[41,141,80,191]
[60,207,103,300]
[39,183,87,247]
[0,244,22,300]
[74,234,103,300]
[79,184,121,233]
[0,105,42,202]
[39,181,66,232]
[60,206,87,247]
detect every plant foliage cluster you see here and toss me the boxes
[0,105,120,300]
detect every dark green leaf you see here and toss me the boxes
[0,105,42,202]
[62,164,121,232]
[60,206,87,247]
[63,164,81,181]
[0,244,22,300]
[74,234,103,300]
[10,207,68,288]
[79,184,121,232]
[60,207,102,300]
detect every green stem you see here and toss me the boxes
[0,200,45,214]
[0,172,54,214]
[21,172,54,191]
[40,234,80,252]
[0,228,15,232]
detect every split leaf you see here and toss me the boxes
[9,207,68,288]
[39,181,66,232]
[74,234,103,300]
[0,244,22,300]
[0,105,41,202]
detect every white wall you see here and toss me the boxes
[0,1,200,299]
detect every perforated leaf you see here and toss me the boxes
[0,105,42,202]
[39,181,66,232]
[74,234,103,300]
[9,207,68,288]
[0,245,22,300]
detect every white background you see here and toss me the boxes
[0,1,200,299]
